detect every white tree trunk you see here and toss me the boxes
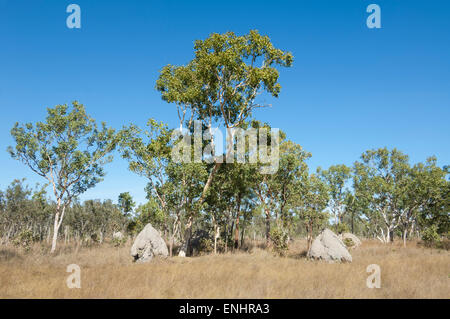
[50,211,60,253]
[50,204,67,253]
[178,216,193,257]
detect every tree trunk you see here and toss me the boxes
[178,216,193,257]
[199,162,222,204]
[214,224,220,255]
[234,194,241,250]
[351,210,354,234]
[224,224,228,253]
[306,221,313,252]
[51,202,68,253]
[265,209,271,247]
[234,215,240,250]
[51,208,61,253]
[402,229,407,247]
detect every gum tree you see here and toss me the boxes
[353,148,411,243]
[119,119,207,256]
[400,157,449,246]
[8,102,118,253]
[156,30,293,254]
[118,192,135,217]
[318,164,352,228]
[293,173,329,251]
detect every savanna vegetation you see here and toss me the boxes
[0,30,449,298]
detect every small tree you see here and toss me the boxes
[118,192,135,217]
[294,173,329,251]
[8,102,118,253]
[318,164,351,226]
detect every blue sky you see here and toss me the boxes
[1,0,449,205]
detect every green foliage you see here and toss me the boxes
[111,236,127,247]
[333,223,350,234]
[13,229,36,251]
[0,179,53,242]
[343,238,355,248]
[270,227,289,256]
[421,225,441,247]
[8,102,118,203]
[353,148,449,243]
[118,192,135,217]
[156,30,293,131]
[198,237,214,254]
[318,164,351,225]
[8,102,119,252]
[132,198,168,234]
[1,33,448,255]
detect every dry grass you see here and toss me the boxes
[0,240,448,298]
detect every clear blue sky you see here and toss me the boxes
[1,0,449,205]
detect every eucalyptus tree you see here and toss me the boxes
[132,198,167,235]
[156,30,293,253]
[293,173,329,251]
[218,162,257,249]
[203,170,232,254]
[8,102,118,252]
[274,140,311,233]
[343,192,366,235]
[156,30,293,199]
[252,121,310,245]
[165,161,208,256]
[202,162,254,252]
[120,119,178,254]
[118,192,135,217]
[318,164,352,227]
[119,119,173,210]
[353,148,411,243]
[401,157,449,246]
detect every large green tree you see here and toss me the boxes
[8,102,118,252]
[402,157,449,246]
[318,164,352,227]
[353,148,411,243]
[155,30,293,253]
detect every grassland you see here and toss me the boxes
[0,239,448,298]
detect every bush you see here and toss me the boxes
[198,237,214,254]
[13,229,36,251]
[333,223,349,234]
[421,225,441,248]
[270,227,289,257]
[111,236,126,247]
[343,237,355,248]
[190,230,214,255]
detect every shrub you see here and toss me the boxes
[343,237,355,248]
[198,237,214,254]
[333,223,349,234]
[13,229,36,251]
[421,225,441,248]
[270,228,289,257]
[189,230,214,255]
[111,236,127,247]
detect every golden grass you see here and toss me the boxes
[0,240,448,298]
